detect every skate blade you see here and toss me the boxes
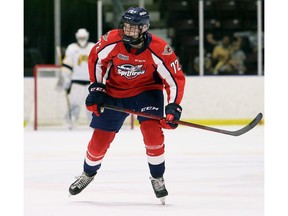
[160,197,166,205]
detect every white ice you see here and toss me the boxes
[24,125,264,216]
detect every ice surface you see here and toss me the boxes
[24,125,264,216]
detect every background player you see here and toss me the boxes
[59,28,95,129]
[68,7,186,204]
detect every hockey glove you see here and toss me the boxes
[160,103,182,129]
[56,66,72,92]
[61,66,72,91]
[85,82,106,116]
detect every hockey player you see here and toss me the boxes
[69,7,186,204]
[60,28,95,129]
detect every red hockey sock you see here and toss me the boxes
[85,129,116,166]
[140,120,165,157]
[140,120,166,177]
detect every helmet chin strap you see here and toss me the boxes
[123,36,142,46]
[123,32,146,47]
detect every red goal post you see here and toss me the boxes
[33,64,134,130]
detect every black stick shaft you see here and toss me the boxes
[104,104,263,136]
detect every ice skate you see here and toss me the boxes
[150,176,168,205]
[69,172,95,195]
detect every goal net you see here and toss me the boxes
[33,64,134,130]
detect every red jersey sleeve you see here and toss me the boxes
[149,36,186,105]
[88,30,121,83]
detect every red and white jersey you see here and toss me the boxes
[63,42,95,81]
[88,29,185,104]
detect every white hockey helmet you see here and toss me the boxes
[75,28,89,47]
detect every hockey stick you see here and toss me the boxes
[65,91,72,121]
[104,104,263,136]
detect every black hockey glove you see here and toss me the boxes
[85,82,106,116]
[160,103,182,129]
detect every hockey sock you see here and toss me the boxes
[148,162,165,178]
[140,120,165,177]
[84,129,116,175]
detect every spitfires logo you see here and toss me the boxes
[117,64,145,79]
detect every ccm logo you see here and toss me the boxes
[91,87,105,92]
[141,106,159,112]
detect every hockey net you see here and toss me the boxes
[33,64,134,130]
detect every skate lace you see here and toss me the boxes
[74,173,92,189]
[150,177,165,191]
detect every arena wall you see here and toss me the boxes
[24,76,264,126]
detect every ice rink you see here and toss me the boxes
[23,124,264,216]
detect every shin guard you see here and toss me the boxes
[84,129,116,175]
[140,120,165,177]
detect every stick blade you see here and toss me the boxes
[231,113,263,136]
